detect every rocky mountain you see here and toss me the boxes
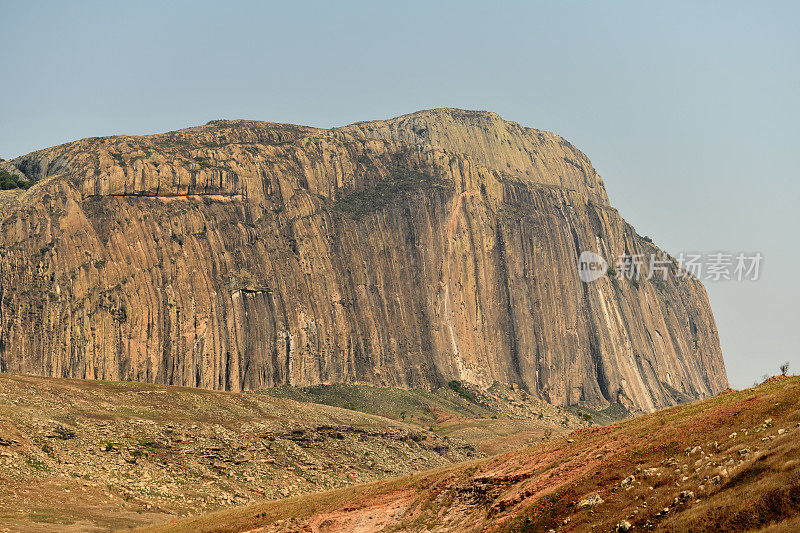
[0,109,727,412]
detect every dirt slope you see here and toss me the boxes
[142,376,800,533]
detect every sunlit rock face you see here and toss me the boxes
[0,109,727,412]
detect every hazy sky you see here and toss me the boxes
[1,1,797,388]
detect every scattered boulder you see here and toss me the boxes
[673,490,695,506]
[654,506,670,518]
[577,493,604,508]
[53,425,77,440]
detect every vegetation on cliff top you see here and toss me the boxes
[332,169,454,219]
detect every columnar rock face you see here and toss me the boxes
[0,109,727,412]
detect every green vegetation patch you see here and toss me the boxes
[332,169,454,219]
[0,169,33,190]
[447,380,477,403]
[25,457,50,472]
[258,383,494,427]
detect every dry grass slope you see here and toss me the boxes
[261,381,592,455]
[0,375,479,531]
[141,376,800,533]
[0,374,584,531]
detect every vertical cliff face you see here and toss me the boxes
[0,109,727,412]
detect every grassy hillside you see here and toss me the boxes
[259,381,591,455]
[0,375,479,532]
[0,376,587,531]
[261,382,495,424]
[143,376,800,533]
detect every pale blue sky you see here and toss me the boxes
[1,1,797,388]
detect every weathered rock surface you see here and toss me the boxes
[0,108,727,411]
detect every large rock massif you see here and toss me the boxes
[0,109,727,412]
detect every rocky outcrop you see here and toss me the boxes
[0,108,727,411]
